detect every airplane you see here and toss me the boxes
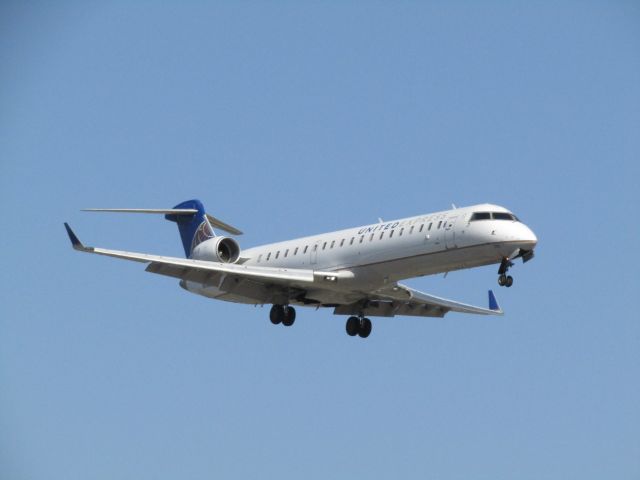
[64,199,538,338]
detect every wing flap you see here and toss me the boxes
[144,262,236,288]
[334,300,446,318]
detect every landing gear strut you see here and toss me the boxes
[270,304,296,326]
[345,316,372,338]
[498,258,514,288]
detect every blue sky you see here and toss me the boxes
[1,2,639,479]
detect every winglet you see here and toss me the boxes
[488,290,501,312]
[64,223,92,252]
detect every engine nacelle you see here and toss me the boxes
[191,236,241,263]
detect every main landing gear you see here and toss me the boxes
[498,257,514,287]
[270,304,296,327]
[345,316,372,338]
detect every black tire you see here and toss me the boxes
[506,276,514,287]
[358,318,372,338]
[346,316,360,336]
[270,304,284,325]
[498,274,507,286]
[282,306,296,326]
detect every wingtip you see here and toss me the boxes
[488,290,503,313]
[64,222,86,251]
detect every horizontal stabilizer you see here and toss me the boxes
[82,207,243,235]
[205,214,243,236]
[82,208,198,215]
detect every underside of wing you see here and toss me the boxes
[333,283,503,318]
[64,223,351,304]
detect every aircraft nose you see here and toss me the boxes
[521,224,538,249]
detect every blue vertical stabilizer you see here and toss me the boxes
[164,199,211,257]
[488,290,501,311]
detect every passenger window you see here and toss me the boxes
[330,240,335,248]
[266,252,271,261]
[258,254,262,263]
[284,249,289,257]
[322,242,327,250]
[410,226,414,234]
[369,233,374,241]
[419,224,424,233]
[294,247,298,255]
[340,239,345,247]
[379,232,384,240]
[428,222,432,231]
[437,221,442,229]
[359,235,364,243]
[350,237,354,245]
[303,246,308,254]
[390,230,394,238]
[275,251,280,259]
[313,245,318,252]
[399,228,404,236]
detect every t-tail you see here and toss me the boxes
[164,199,210,257]
[82,199,242,259]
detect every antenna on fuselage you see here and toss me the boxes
[451,203,457,209]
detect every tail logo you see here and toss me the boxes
[190,220,215,253]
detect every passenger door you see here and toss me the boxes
[444,216,458,249]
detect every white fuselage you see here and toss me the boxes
[185,203,537,304]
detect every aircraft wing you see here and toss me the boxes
[64,224,350,303]
[65,223,501,316]
[334,283,503,318]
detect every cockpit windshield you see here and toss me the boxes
[493,212,518,221]
[470,212,519,222]
[470,212,491,221]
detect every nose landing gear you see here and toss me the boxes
[498,258,514,288]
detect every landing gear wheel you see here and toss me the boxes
[346,316,360,336]
[282,306,296,326]
[498,258,515,288]
[358,318,372,338]
[269,304,284,325]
